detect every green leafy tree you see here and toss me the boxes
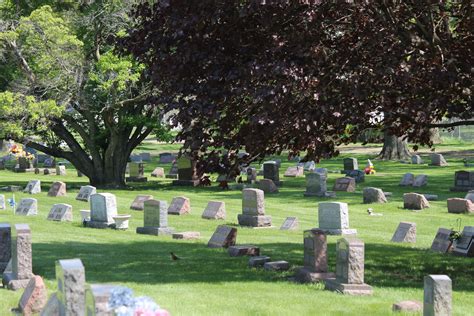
[0,2,164,188]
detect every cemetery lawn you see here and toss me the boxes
[1,141,473,315]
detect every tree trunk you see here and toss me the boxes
[378,131,411,160]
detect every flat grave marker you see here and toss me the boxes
[430,228,453,253]
[391,222,416,243]
[15,198,38,216]
[47,181,67,197]
[130,195,154,211]
[280,217,299,230]
[75,185,96,202]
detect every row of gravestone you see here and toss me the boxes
[0,224,168,315]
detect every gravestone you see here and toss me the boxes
[403,193,430,210]
[447,198,474,214]
[2,224,34,290]
[333,177,356,192]
[168,196,191,215]
[248,256,271,268]
[411,155,423,164]
[465,190,474,202]
[317,202,357,235]
[56,165,67,176]
[43,168,55,175]
[207,225,237,248]
[452,226,474,257]
[0,223,11,273]
[87,193,117,228]
[342,157,358,172]
[126,162,147,182]
[202,201,226,220]
[85,284,117,316]
[15,198,38,216]
[392,301,422,313]
[391,222,416,243]
[43,157,55,168]
[137,200,174,235]
[238,188,272,227]
[363,187,387,204]
[130,154,142,162]
[159,153,176,163]
[56,259,86,316]
[171,156,199,186]
[47,204,73,222]
[304,161,316,171]
[430,228,453,253]
[228,245,259,257]
[399,173,415,186]
[130,195,154,211]
[280,217,299,230]
[151,167,165,178]
[450,170,474,191]
[264,261,290,271]
[140,152,151,161]
[75,185,96,202]
[304,173,327,197]
[284,166,303,177]
[48,181,67,197]
[246,168,257,183]
[258,179,279,193]
[263,161,281,186]
[16,157,31,171]
[345,170,365,183]
[430,154,448,166]
[325,238,373,295]
[423,275,452,316]
[18,275,47,315]
[172,231,200,240]
[296,229,335,283]
[39,293,59,316]
[0,194,5,210]
[23,180,41,194]
[413,174,428,187]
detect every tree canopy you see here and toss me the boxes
[0,1,167,187]
[122,0,473,175]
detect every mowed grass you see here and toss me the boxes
[0,142,473,315]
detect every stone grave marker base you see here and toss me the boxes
[171,179,200,187]
[2,273,32,290]
[324,279,373,295]
[172,232,200,240]
[85,221,115,229]
[237,214,272,227]
[248,256,271,268]
[126,176,148,182]
[316,228,357,236]
[228,245,260,257]
[136,226,174,236]
[295,268,335,283]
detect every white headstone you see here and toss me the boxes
[90,193,117,225]
[47,204,73,222]
[76,185,97,202]
[318,202,357,235]
[15,198,38,216]
[0,194,5,210]
[23,180,41,194]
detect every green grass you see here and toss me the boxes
[0,142,473,315]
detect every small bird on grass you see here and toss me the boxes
[170,252,180,261]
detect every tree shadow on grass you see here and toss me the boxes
[31,239,474,291]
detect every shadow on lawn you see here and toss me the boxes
[31,239,474,291]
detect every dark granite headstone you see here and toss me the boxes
[452,226,474,257]
[172,157,199,186]
[430,228,453,253]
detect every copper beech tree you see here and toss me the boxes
[122,0,473,175]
